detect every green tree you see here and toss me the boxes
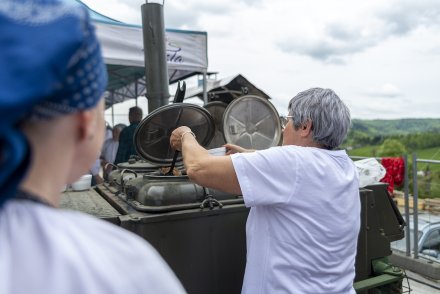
[376,139,407,157]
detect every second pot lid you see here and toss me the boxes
[134,103,215,164]
[204,101,227,149]
[223,95,281,150]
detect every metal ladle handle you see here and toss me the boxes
[167,151,179,175]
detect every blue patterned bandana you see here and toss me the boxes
[0,0,108,207]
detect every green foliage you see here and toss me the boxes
[416,147,440,172]
[376,139,407,157]
[417,170,440,199]
[411,154,440,199]
[396,133,440,151]
[345,118,440,148]
[348,145,378,157]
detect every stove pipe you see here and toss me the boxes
[141,2,170,113]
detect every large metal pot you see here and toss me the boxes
[106,159,169,188]
[122,172,243,212]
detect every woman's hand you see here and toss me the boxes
[170,126,193,151]
[224,143,254,155]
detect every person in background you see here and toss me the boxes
[170,88,360,294]
[101,123,126,179]
[104,122,113,141]
[114,106,143,164]
[90,158,104,186]
[0,1,186,293]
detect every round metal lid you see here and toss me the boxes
[223,95,281,150]
[116,159,160,172]
[204,101,227,149]
[134,103,215,164]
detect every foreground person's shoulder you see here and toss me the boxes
[59,210,187,293]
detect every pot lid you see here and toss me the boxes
[204,101,227,149]
[223,95,281,150]
[117,159,161,171]
[134,103,215,164]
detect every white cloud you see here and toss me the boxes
[83,0,141,23]
[365,83,402,98]
[277,0,440,62]
[83,0,440,119]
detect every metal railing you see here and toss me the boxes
[411,155,440,259]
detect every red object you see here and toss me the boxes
[380,157,405,194]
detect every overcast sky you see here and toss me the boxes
[82,0,440,122]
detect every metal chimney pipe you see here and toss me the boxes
[141,1,170,113]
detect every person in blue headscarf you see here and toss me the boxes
[0,1,186,293]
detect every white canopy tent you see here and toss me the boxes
[71,0,209,108]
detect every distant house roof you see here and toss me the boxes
[185,74,271,104]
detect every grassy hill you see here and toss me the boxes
[350,118,440,136]
[345,118,440,148]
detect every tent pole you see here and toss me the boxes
[135,80,138,107]
[141,1,170,113]
[203,70,208,105]
[111,92,115,126]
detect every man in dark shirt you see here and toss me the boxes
[114,106,143,164]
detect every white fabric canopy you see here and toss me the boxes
[96,22,208,73]
[73,0,208,107]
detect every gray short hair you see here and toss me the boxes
[287,88,351,149]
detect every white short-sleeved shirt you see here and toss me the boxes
[0,200,186,294]
[231,146,360,294]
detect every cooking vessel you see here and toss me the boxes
[123,172,243,212]
[133,103,215,164]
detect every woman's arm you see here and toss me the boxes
[170,126,242,195]
[224,143,255,155]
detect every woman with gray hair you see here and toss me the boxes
[0,1,185,293]
[170,87,360,293]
